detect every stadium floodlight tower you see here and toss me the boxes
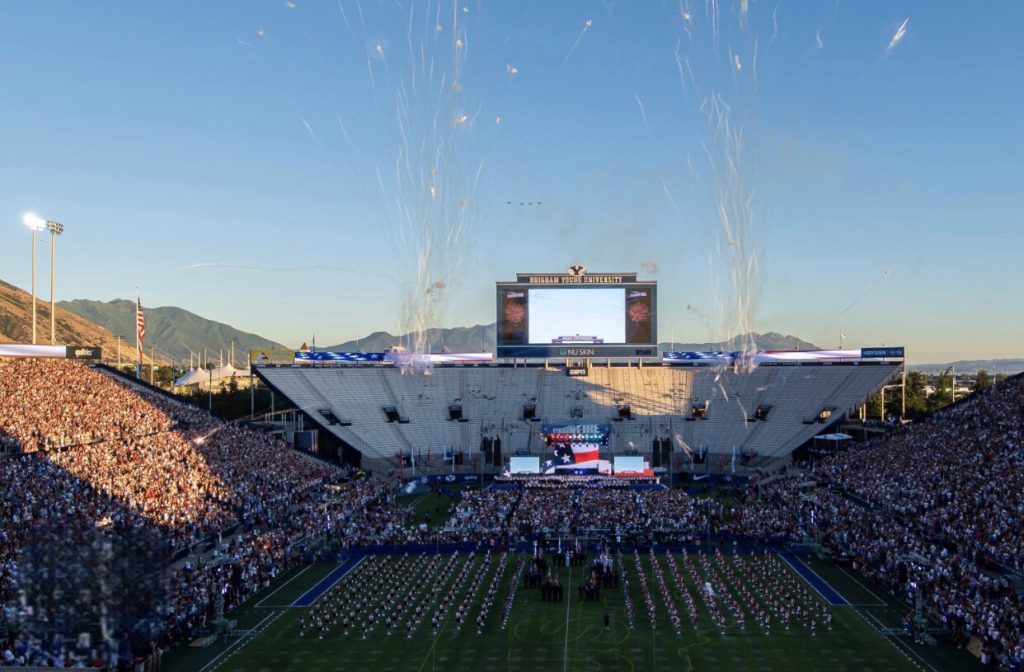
[47,220,64,344]
[22,213,48,345]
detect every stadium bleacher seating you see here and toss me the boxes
[257,362,899,474]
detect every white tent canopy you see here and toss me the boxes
[174,364,249,388]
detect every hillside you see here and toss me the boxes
[325,324,495,353]
[59,299,286,365]
[0,279,146,363]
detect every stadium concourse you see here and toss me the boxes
[0,358,1021,670]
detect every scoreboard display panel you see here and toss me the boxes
[497,270,657,358]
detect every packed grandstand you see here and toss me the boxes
[0,357,1022,669]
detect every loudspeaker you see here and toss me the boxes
[492,439,502,467]
[651,439,662,467]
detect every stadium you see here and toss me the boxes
[1,266,1020,672]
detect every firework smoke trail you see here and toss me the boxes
[359,0,481,372]
[669,1,765,375]
[335,115,354,147]
[673,433,694,459]
[301,118,320,146]
[634,94,652,135]
[709,0,720,46]
[563,18,593,64]
[887,17,909,52]
[818,267,892,344]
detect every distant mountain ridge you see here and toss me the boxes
[325,325,819,354]
[660,331,819,353]
[0,279,146,363]
[42,291,824,364]
[58,299,286,365]
[325,324,495,353]
[908,359,1024,376]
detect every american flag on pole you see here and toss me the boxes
[136,295,146,360]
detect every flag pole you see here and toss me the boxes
[135,287,141,378]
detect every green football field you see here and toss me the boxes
[165,550,977,672]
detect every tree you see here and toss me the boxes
[975,369,993,392]
[901,371,930,418]
[929,367,955,412]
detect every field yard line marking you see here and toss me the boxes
[255,565,312,607]
[416,616,450,672]
[836,565,888,607]
[860,608,938,672]
[197,609,278,672]
[563,561,572,672]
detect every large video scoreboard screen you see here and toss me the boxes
[497,270,657,358]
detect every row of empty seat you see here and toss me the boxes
[257,363,899,470]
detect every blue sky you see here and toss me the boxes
[1,1,1021,363]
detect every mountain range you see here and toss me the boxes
[57,298,286,366]
[0,279,148,363]
[3,277,1018,373]
[324,327,821,354]
[908,359,1024,376]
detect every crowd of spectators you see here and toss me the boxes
[440,478,711,544]
[0,359,408,667]
[737,374,1024,666]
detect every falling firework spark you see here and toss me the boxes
[563,18,593,63]
[301,118,320,146]
[634,94,651,134]
[819,267,893,343]
[667,1,767,367]
[352,1,484,371]
[336,115,354,147]
[887,17,909,52]
[673,434,694,458]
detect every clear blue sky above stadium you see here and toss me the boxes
[1,1,1021,363]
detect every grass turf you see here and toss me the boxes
[163,547,980,672]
